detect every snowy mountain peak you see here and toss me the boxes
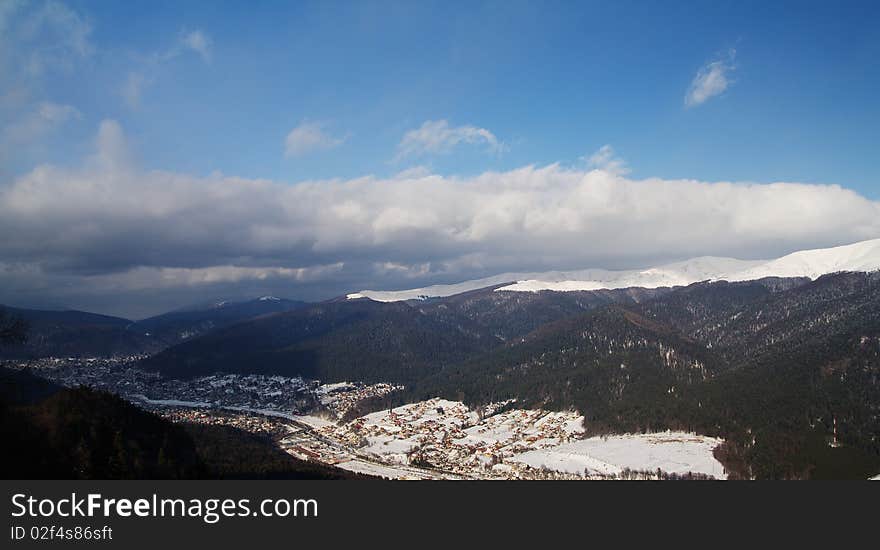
[722,238,880,282]
[258,295,281,301]
[349,238,880,302]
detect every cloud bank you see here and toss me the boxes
[2,120,879,317]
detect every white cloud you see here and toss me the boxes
[685,49,736,108]
[90,119,132,172]
[12,0,94,77]
[182,30,212,62]
[372,261,432,279]
[0,1,93,111]
[121,28,213,108]
[395,119,506,161]
[284,122,346,157]
[0,2,92,161]
[0,102,81,167]
[82,263,346,291]
[585,145,629,175]
[1,120,879,311]
[393,165,432,179]
[121,71,150,109]
[35,101,80,123]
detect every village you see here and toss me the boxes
[9,356,320,413]
[6,357,727,480]
[290,398,724,479]
[307,398,590,478]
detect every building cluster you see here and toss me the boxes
[6,356,160,394]
[279,423,356,465]
[8,357,319,414]
[145,373,317,412]
[157,407,291,437]
[311,397,588,479]
[316,382,403,420]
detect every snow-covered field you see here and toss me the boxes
[348,238,880,301]
[290,414,337,429]
[508,431,727,479]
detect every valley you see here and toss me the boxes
[3,239,880,479]
[5,357,726,479]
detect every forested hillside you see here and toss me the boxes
[0,379,369,480]
[140,287,670,383]
[0,306,161,358]
[140,298,504,383]
[399,273,880,478]
[129,297,308,346]
[416,284,669,341]
[0,298,310,359]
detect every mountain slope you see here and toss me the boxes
[0,376,370,479]
[140,298,504,383]
[402,273,880,478]
[725,238,880,282]
[129,296,307,346]
[416,284,671,341]
[141,285,679,382]
[0,386,205,479]
[0,297,309,358]
[0,306,160,358]
[407,303,723,430]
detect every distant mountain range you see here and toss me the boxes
[0,297,306,358]
[349,238,880,301]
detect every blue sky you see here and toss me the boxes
[2,0,880,317]
[7,0,880,193]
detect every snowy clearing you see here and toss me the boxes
[508,431,727,479]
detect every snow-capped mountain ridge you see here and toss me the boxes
[348,238,880,302]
